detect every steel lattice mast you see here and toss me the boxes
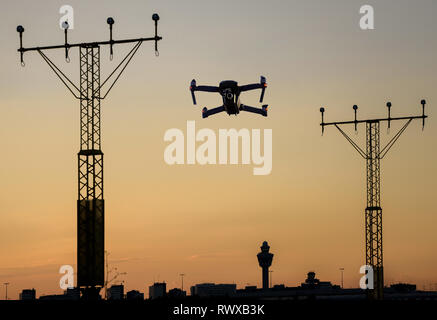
[320,100,427,300]
[16,14,162,298]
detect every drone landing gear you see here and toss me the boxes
[202,106,225,118]
[240,104,268,117]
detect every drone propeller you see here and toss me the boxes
[259,76,267,103]
[190,79,197,105]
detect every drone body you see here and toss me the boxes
[190,76,269,118]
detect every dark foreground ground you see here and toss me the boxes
[1,297,436,319]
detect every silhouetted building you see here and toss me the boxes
[190,283,236,297]
[39,287,81,301]
[64,287,80,300]
[20,289,36,300]
[235,272,436,301]
[272,284,286,290]
[39,294,68,300]
[126,290,144,300]
[149,282,166,299]
[236,272,343,299]
[390,283,416,293]
[168,288,187,298]
[244,285,257,291]
[108,284,124,300]
[257,241,274,289]
[300,271,335,289]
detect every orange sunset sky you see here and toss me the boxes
[0,0,436,299]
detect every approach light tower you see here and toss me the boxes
[257,241,274,290]
[320,100,428,300]
[16,14,162,299]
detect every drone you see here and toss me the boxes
[190,76,269,118]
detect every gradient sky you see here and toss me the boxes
[1,0,436,299]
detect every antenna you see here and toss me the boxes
[421,99,426,129]
[152,13,160,56]
[17,14,162,300]
[386,102,392,130]
[353,105,358,132]
[16,25,24,66]
[107,17,115,60]
[62,20,70,62]
[320,99,428,300]
[320,107,325,135]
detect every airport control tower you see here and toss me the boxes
[257,241,274,289]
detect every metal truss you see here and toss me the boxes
[17,15,162,296]
[365,121,383,300]
[320,101,427,300]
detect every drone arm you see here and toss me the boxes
[195,85,220,92]
[239,76,267,102]
[239,104,268,117]
[239,83,263,91]
[202,105,225,118]
[190,79,219,105]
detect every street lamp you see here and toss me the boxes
[180,274,185,291]
[339,268,344,289]
[4,283,9,300]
